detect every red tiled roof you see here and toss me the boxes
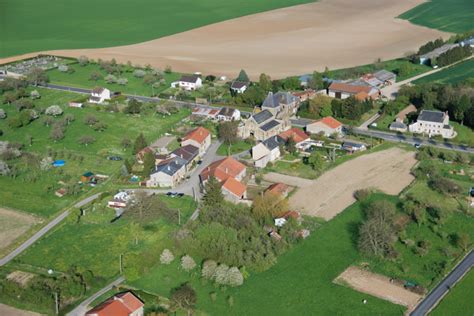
[200,157,246,182]
[266,183,289,196]
[328,82,371,95]
[278,210,301,220]
[317,116,342,129]
[222,177,246,197]
[278,128,309,144]
[182,126,210,145]
[86,292,143,316]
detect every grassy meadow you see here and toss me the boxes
[0,88,190,216]
[414,59,474,85]
[0,0,314,57]
[399,0,474,33]
[431,269,474,316]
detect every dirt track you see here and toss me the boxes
[0,304,40,316]
[0,208,38,250]
[335,266,422,308]
[0,0,450,79]
[279,148,416,220]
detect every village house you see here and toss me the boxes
[89,87,111,104]
[147,156,186,188]
[230,81,249,94]
[181,126,211,156]
[342,141,367,153]
[200,157,247,203]
[262,91,300,115]
[265,182,290,198]
[306,116,343,136]
[171,74,203,91]
[191,107,219,119]
[408,110,455,138]
[217,107,241,121]
[361,69,396,88]
[278,127,310,146]
[389,118,408,132]
[252,135,284,168]
[327,82,379,101]
[292,89,317,102]
[171,144,200,170]
[86,291,144,316]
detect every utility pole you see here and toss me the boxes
[54,292,59,315]
[178,209,181,225]
[119,254,123,274]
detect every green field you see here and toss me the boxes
[130,196,404,315]
[431,269,474,316]
[414,59,474,85]
[216,139,252,156]
[0,88,190,216]
[399,0,474,33]
[0,0,314,57]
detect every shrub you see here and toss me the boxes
[0,109,6,119]
[133,69,146,78]
[354,188,372,201]
[117,78,128,85]
[201,260,217,279]
[30,90,41,99]
[214,264,230,285]
[7,117,22,128]
[181,255,196,272]
[160,249,174,265]
[105,74,117,84]
[429,176,462,196]
[78,56,89,66]
[226,267,244,287]
[58,64,69,72]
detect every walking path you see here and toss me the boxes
[66,276,125,316]
[411,250,474,316]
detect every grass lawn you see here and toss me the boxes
[0,0,314,57]
[0,88,190,216]
[431,269,474,316]
[414,59,474,85]
[327,59,431,82]
[216,139,252,156]
[399,0,474,33]
[12,194,197,279]
[451,122,474,146]
[130,195,404,315]
[47,63,181,97]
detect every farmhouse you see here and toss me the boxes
[181,126,211,156]
[361,69,396,87]
[89,87,111,104]
[408,110,455,138]
[252,136,284,168]
[327,82,379,101]
[147,156,186,187]
[200,157,247,203]
[262,91,299,115]
[86,291,144,316]
[278,127,310,146]
[217,107,241,121]
[306,116,343,136]
[171,75,202,90]
[230,81,249,94]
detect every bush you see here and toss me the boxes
[117,78,128,85]
[226,267,244,287]
[58,64,69,72]
[105,74,117,83]
[160,249,174,265]
[354,188,372,201]
[30,90,41,100]
[7,117,23,128]
[133,69,146,78]
[429,176,462,196]
[201,259,218,279]
[45,105,63,116]
[181,255,196,272]
[0,109,6,119]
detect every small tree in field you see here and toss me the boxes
[170,283,196,314]
[78,136,95,146]
[181,255,197,272]
[78,56,89,66]
[214,264,230,285]
[201,260,218,279]
[227,267,244,287]
[45,105,63,116]
[160,249,175,265]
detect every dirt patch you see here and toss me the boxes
[7,271,36,287]
[0,304,41,316]
[288,148,416,220]
[0,0,449,79]
[0,208,39,250]
[335,266,422,308]
[263,172,313,188]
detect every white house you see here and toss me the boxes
[147,157,186,188]
[230,81,249,94]
[306,116,343,136]
[217,107,241,121]
[342,141,367,153]
[252,136,283,168]
[408,110,456,138]
[171,75,202,91]
[89,87,111,104]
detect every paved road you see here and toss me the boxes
[0,193,102,267]
[42,83,252,115]
[67,276,125,316]
[411,250,474,316]
[358,112,381,130]
[352,128,474,154]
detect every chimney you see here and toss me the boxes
[225,167,229,174]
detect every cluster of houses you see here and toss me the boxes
[191,106,241,121]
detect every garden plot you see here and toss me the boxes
[0,208,39,250]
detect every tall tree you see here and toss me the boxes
[142,151,155,177]
[309,71,324,90]
[251,192,288,221]
[202,177,224,208]
[259,73,272,92]
[237,69,250,82]
[218,121,238,155]
[307,151,324,171]
[133,133,147,154]
[27,67,48,86]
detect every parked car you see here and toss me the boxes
[166,192,178,197]
[177,193,185,197]
[107,156,123,161]
[414,143,422,149]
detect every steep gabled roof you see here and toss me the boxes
[315,116,343,129]
[262,135,285,150]
[278,128,309,144]
[218,107,237,117]
[152,156,186,176]
[252,110,273,124]
[328,82,372,95]
[260,119,280,132]
[172,144,199,164]
[418,110,446,123]
[231,81,249,89]
[222,177,247,197]
[262,91,297,108]
[266,183,289,196]
[86,292,143,316]
[179,74,200,83]
[200,157,246,182]
[182,126,210,144]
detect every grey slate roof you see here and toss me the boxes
[260,120,280,132]
[373,69,396,82]
[218,107,236,117]
[172,144,199,164]
[179,75,200,83]
[252,110,273,124]
[152,156,186,176]
[262,92,297,108]
[343,141,366,148]
[262,135,285,150]
[418,110,445,123]
[390,121,407,129]
[231,81,249,89]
